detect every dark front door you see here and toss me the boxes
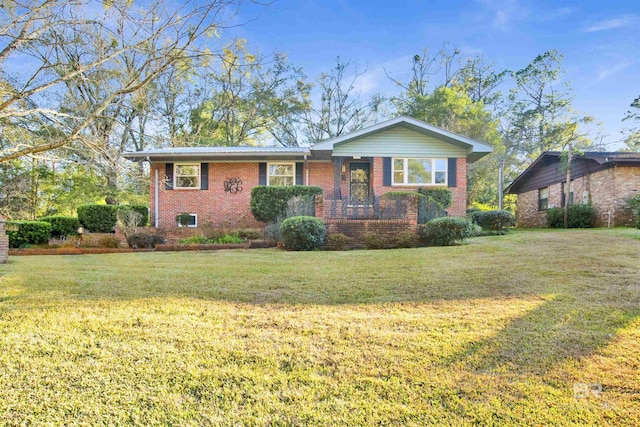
[349,163,370,206]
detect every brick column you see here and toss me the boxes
[0,217,8,263]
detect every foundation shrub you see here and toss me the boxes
[362,233,388,250]
[391,231,420,248]
[418,217,472,246]
[280,216,326,251]
[126,232,166,249]
[325,233,351,251]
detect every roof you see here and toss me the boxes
[311,116,493,163]
[122,116,493,162]
[505,151,640,194]
[123,146,311,161]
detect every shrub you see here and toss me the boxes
[391,231,420,248]
[175,212,193,227]
[280,216,326,251]
[38,215,80,238]
[626,195,640,228]
[236,229,262,240]
[6,221,51,248]
[546,205,597,228]
[118,205,148,226]
[567,205,597,228]
[97,235,121,248]
[475,210,515,233]
[250,186,322,223]
[325,233,351,251]
[417,187,452,209]
[362,233,388,250]
[418,217,472,246]
[178,234,244,244]
[466,208,483,225]
[126,232,166,249]
[546,207,565,228]
[77,204,117,233]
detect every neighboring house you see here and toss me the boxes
[505,151,640,227]
[124,116,492,230]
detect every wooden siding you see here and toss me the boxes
[511,157,610,194]
[332,126,467,158]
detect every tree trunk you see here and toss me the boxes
[563,145,573,228]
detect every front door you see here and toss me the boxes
[349,163,370,206]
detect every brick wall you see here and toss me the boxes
[515,166,640,227]
[326,219,415,247]
[0,217,8,263]
[366,157,466,217]
[151,156,470,229]
[152,162,262,228]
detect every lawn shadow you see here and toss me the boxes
[442,281,640,376]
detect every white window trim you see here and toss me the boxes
[392,158,448,186]
[174,163,201,190]
[177,213,197,228]
[267,162,295,186]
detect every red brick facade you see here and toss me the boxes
[515,166,640,227]
[151,157,469,228]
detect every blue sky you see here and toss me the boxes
[231,0,639,149]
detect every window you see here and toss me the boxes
[267,163,295,186]
[177,213,197,227]
[561,181,574,207]
[392,158,447,185]
[538,187,549,210]
[174,163,200,189]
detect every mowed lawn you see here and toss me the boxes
[0,230,639,426]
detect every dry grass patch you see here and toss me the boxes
[0,229,638,425]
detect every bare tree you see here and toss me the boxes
[0,0,263,163]
[303,58,383,143]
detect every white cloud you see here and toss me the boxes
[474,0,529,31]
[585,15,636,32]
[596,61,633,82]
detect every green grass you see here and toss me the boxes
[0,229,639,425]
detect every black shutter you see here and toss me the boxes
[295,162,304,185]
[165,163,174,190]
[383,157,392,186]
[200,163,209,190]
[258,162,267,185]
[448,158,457,188]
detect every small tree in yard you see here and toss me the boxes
[117,210,142,244]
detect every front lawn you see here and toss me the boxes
[0,229,638,425]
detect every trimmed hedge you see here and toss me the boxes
[546,205,597,228]
[418,217,471,246]
[7,221,51,248]
[250,186,322,223]
[77,205,118,233]
[38,215,80,238]
[280,216,326,251]
[78,204,149,233]
[417,188,452,209]
[475,210,515,233]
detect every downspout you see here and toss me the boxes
[154,165,159,228]
[304,154,309,186]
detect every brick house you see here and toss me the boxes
[505,151,640,227]
[124,116,492,232]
